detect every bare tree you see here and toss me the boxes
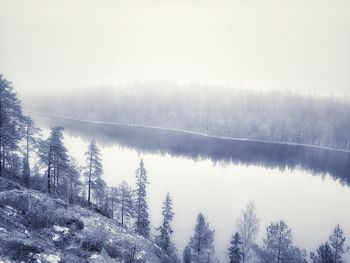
[236,202,259,263]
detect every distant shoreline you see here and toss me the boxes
[28,110,350,154]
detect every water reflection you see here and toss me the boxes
[33,114,350,262]
[33,114,350,185]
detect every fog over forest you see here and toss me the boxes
[24,84,350,150]
[1,0,350,262]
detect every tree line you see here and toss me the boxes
[25,83,350,150]
[1,74,349,262]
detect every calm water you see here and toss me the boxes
[60,131,350,262]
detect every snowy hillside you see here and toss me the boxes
[0,177,168,263]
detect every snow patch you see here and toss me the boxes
[3,205,18,216]
[52,225,69,234]
[34,254,61,263]
[52,233,60,241]
[42,254,61,263]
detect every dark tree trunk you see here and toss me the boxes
[47,146,52,194]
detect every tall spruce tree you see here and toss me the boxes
[188,213,216,263]
[0,75,26,178]
[228,232,243,263]
[85,140,103,206]
[134,159,150,238]
[155,192,175,254]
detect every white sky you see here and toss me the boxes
[0,0,349,95]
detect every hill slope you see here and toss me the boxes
[0,177,167,263]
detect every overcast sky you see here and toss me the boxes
[0,0,349,95]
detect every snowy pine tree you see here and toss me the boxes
[255,220,306,263]
[155,192,175,255]
[0,75,26,178]
[329,225,348,263]
[228,232,242,263]
[188,213,216,263]
[310,242,335,263]
[133,159,150,238]
[183,246,192,263]
[40,127,69,194]
[84,140,103,206]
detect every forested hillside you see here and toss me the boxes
[2,75,349,262]
[23,83,350,149]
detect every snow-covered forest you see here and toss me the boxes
[1,0,350,261]
[24,84,350,150]
[1,74,350,262]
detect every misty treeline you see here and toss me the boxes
[26,83,350,149]
[1,75,349,263]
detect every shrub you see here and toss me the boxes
[81,222,108,253]
[4,240,41,261]
[25,198,51,229]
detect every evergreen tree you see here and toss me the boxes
[188,213,216,263]
[118,181,134,228]
[133,159,150,238]
[40,126,69,194]
[84,140,103,206]
[155,192,175,254]
[228,232,242,263]
[0,75,26,177]
[329,225,348,263]
[255,220,306,263]
[310,242,336,263]
[183,246,192,263]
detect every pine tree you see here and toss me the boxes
[133,159,150,238]
[85,140,103,206]
[228,232,242,263]
[188,213,216,263]
[329,225,348,263]
[0,75,26,178]
[118,181,134,228]
[183,246,192,263]
[40,126,69,194]
[255,220,306,263]
[155,192,175,254]
[310,242,335,263]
